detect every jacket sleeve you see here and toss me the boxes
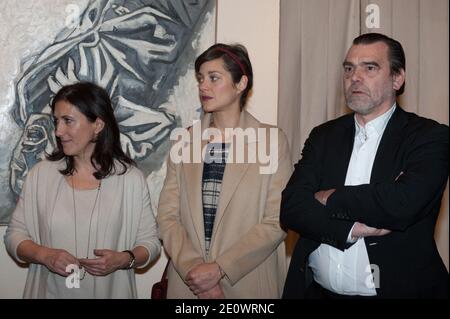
[215,129,292,285]
[280,127,355,251]
[157,153,204,281]
[327,123,449,231]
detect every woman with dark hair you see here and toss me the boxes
[157,44,292,298]
[4,82,160,298]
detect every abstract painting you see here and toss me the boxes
[0,0,216,223]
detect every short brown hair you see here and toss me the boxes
[195,43,253,109]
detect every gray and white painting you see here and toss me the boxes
[0,0,216,223]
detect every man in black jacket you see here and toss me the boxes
[281,33,448,299]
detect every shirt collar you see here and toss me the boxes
[354,103,396,139]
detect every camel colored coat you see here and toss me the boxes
[157,111,292,298]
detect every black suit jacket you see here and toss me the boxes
[281,106,449,298]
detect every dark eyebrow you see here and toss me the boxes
[59,115,74,120]
[196,70,222,77]
[342,61,381,68]
[207,70,223,75]
[361,61,380,67]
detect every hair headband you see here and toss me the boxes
[213,47,247,77]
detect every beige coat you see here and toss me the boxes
[4,160,160,298]
[157,111,293,298]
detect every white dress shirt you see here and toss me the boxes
[308,104,396,296]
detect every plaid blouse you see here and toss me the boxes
[202,142,229,255]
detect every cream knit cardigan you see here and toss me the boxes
[4,160,160,298]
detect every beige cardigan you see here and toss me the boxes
[157,111,293,298]
[4,160,160,298]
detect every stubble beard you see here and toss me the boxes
[346,90,393,116]
[346,92,376,116]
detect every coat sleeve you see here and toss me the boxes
[215,129,292,285]
[327,123,449,231]
[280,127,355,251]
[157,153,204,281]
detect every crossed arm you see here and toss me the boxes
[314,189,391,241]
[281,123,448,250]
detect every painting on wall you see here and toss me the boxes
[0,0,216,224]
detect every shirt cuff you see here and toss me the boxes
[346,222,359,244]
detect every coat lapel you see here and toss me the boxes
[370,106,408,182]
[330,115,355,186]
[212,161,250,234]
[181,115,210,255]
[183,111,259,253]
[210,111,256,246]
[183,160,206,255]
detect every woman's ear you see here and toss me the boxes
[94,118,105,135]
[236,75,248,94]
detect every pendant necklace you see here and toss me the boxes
[71,174,101,280]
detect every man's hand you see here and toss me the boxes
[314,189,336,205]
[185,262,223,295]
[197,284,225,299]
[351,222,391,239]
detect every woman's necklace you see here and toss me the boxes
[71,174,101,280]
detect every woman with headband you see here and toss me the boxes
[157,43,292,298]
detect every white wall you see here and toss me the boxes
[0,0,281,299]
[0,226,28,298]
[217,0,280,125]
